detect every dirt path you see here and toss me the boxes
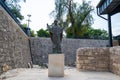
[0,67,120,80]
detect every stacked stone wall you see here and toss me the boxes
[30,38,109,66]
[76,47,109,71]
[76,46,120,76]
[0,5,31,74]
[110,46,120,76]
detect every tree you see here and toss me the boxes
[52,0,94,38]
[21,23,27,28]
[30,30,36,37]
[21,23,36,37]
[37,29,50,37]
[53,0,67,21]
[84,28,108,39]
[5,0,26,20]
[66,0,94,38]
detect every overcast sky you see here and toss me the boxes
[20,0,120,36]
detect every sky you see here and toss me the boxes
[20,0,120,36]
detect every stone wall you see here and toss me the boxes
[76,46,120,76]
[110,46,120,76]
[30,37,109,66]
[76,47,109,71]
[0,5,31,74]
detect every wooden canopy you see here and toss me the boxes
[97,0,120,15]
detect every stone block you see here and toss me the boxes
[88,57,94,60]
[76,47,110,71]
[48,54,64,77]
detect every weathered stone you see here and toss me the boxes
[76,46,120,76]
[0,5,31,74]
[76,47,109,71]
[48,54,64,77]
[30,38,109,66]
[110,46,120,76]
[88,57,94,60]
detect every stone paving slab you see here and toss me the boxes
[0,67,120,80]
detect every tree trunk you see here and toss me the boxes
[68,0,78,38]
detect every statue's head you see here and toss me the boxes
[54,19,58,26]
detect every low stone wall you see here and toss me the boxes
[76,46,120,76]
[76,47,109,71]
[110,46,120,76]
[30,38,109,66]
[0,5,31,74]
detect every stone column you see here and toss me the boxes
[48,54,64,77]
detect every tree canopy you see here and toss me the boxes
[5,0,26,21]
[30,30,36,37]
[83,28,108,39]
[21,24,36,37]
[52,0,94,38]
[37,29,50,37]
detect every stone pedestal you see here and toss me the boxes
[48,54,64,77]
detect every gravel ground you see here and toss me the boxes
[0,66,120,80]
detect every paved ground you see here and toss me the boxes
[0,66,120,80]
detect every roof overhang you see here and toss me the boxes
[97,0,120,15]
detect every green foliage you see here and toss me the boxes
[55,0,68,20]
[53,0,94,38]
[30,30,36,37]
[21,23,27,28]
[5,0,26,3]
[66,27,108,39]
[52,0,108,39]
[66,25,90,38]
[84,28,108,39]
[10,6,24,20]
[37,29,50,37]
[21,23,36,37]
[5,0,26,20]
[65,0,93,38]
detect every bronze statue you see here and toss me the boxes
[47,20,65,54]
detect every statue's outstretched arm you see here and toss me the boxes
[47,24,51,30]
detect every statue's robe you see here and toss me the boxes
[49,26,63,53]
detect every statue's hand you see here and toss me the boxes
[47,24,50,29]
[47,24,49,27]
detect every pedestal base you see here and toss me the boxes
[48,54,64,77]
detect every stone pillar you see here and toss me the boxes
[48,54,64,77]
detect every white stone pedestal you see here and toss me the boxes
[48,54,64,77]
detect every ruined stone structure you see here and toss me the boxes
[0,5,31,74]
[76,47,109,71]
[76,46,120,76]
[110,47,120,76]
